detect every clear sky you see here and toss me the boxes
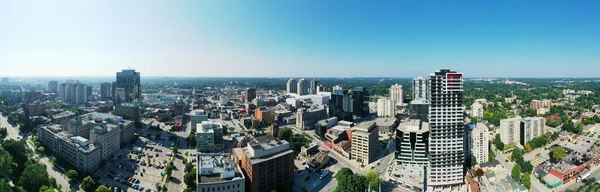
[1,0,599,77]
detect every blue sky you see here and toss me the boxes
[1,0,599,77]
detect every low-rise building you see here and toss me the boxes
[191,109,209,131]
[197,154,245,192]
[37,125,103,173]
[196,121,224,152]
[375,117,398,134]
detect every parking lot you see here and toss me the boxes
[96,135,178,192]
[292,158,334,192]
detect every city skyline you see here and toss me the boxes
[1,1,599,77]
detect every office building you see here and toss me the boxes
[351,121,378,165]
[113,101,140,123]
[245,88,256,102]
[471,102,484,119]
[296,108,327,130]
[395,120,429,191]
[173,100,186,116]
[408,99,430,122]
[500,117,521,145]
[191,109,209,131]
[27,101,46,116]
[352,87,369,117]
[520,117,545,146]
[100,82,112,99]
[316,117,338,139]
[59,83,66,99]
[377,98,396,117]
[325,122,354,159]
[232,135,294,192]
[197,154,245,192]
[196,121,224,152]
[471,123,489,164]
[255,108,276,125]
[309,79,318,94]
[329,89,354,121]
[48,81,58,93]
[412,76,430,100]
[427,69,465,187]
[86,86,92,99]
[286,78,297,94]
[90,124,120,163]
[297,78,307,95]
[63,81,75,103]
[390,84,404,105]
[114,69,141,104]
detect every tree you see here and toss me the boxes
[0,146,14,179]
[335,168,354,181]
[470,154,477,167]
[96,185,111,192]
[81,176,97,192]
[40,186,56,192]
[524,143,533,152]
[66,169,78,180]
[37,146,45,153]
[521,161,534,173]
[0,179,12,192]
[512,164,522,180]
[186,133,196,149]
[470,117,478,124]
[184,168,197,188]
[278,127,293,142]
[365,169,382,191]
[551,147,566,162]
[3,139,29,178]
[475,168,484,180]
[512,148,523,161]
[18,162,50,192]
[521,172,531,189]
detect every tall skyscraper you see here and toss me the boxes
[389,84,403,105]
[63,80,76,103]
[114,69,141,104]
[309,79,318,94]
[427,69,465,188]
[470,123,489,164]
[245,88,256,102]
[75,83,87,105]
[48,81,59,93]
[413,76,430,100]
[86,86,92,100]
[100,82,112,99]
[297,78,307,95]
[23,90,42,129]
[352,87,369,117]
[286,78,297,94]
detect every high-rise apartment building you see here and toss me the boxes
[100,82,112,99]
[471,102,484,119]
[470,123,489,164]
[389,84,404,105]
[232,135,294,192]
[413,76,430,100]
[245,88,256,102]
[48,81,58,93]
[23,90,42,129]
[309,79,318,94]
[351,121,378,165]
[500,117,521,145]
[520,117,545,146]
[427,69,465,187]
[297,78,307,95]
[377,98,396,117]
[286,78,297,94]
[86,86,92,99]
[395,119,429,190]
[114,69,141,104]
[530,99,552,110]
[75,83,87,105]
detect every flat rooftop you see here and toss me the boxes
[197,154,244,184]
[375,117,397,127]
[397,119,429,133]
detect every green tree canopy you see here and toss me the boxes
[0,179,12,192]
[18,162,50,192]
[522,172,531,189]
[0,146,14,179]
[66,169,78,180]
[512,164,522,180]
[364,169,382,191]
[96,185,111,192]
[551,147,566,162]
[278,127,293,142]
[81,176,97,192]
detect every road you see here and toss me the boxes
[1,113,74,192]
